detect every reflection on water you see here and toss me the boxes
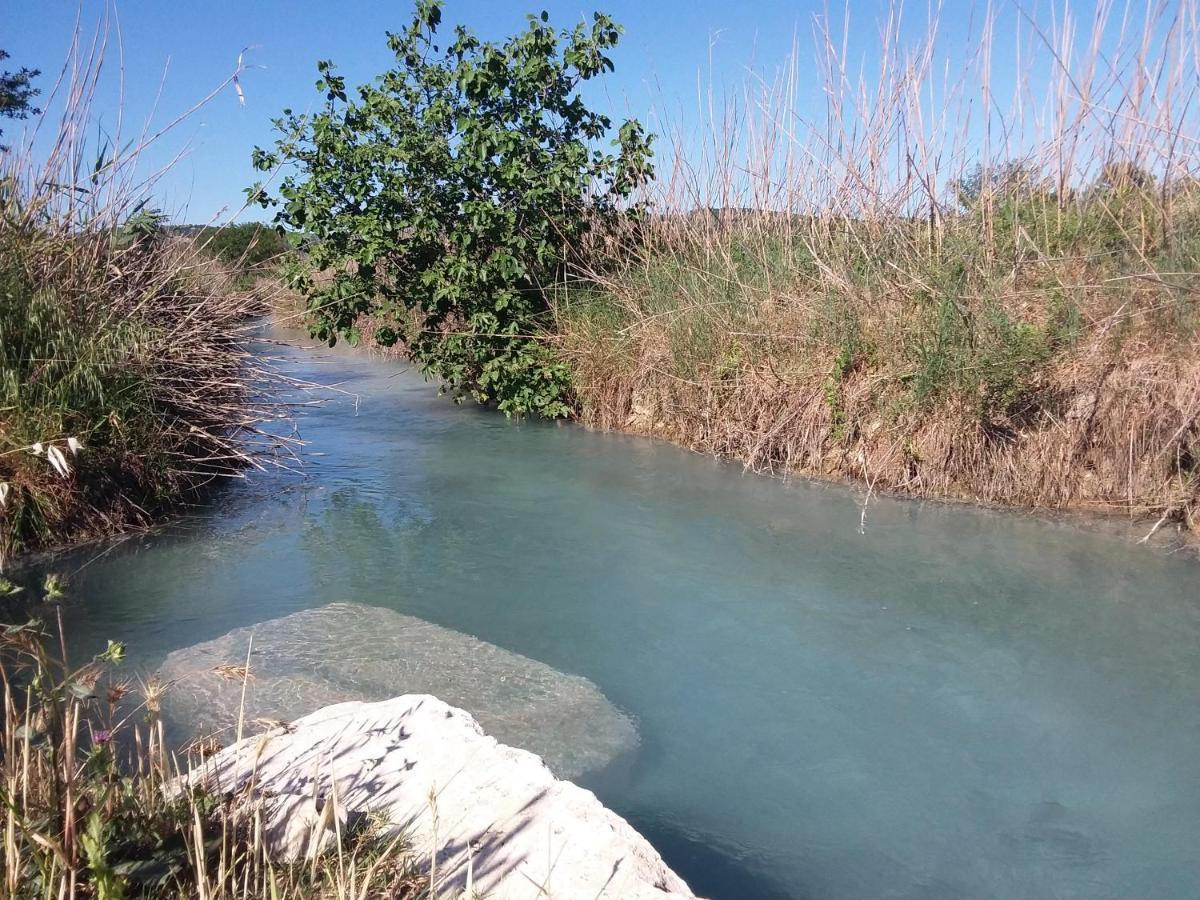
[28,329,1200,899]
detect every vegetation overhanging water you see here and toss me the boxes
[30,329,1200,900]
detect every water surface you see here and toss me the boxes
[36,330,1200,899]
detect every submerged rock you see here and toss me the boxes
[157,602,636,779]
[191,695,696,899]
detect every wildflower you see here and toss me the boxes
[91,728,113,746]
[46,445,71,477]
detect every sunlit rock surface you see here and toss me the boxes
[158,602,637,779]
[190,695,695,899]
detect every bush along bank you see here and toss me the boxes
[249,0,654,418]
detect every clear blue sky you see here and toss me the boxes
[5,1,1113,223]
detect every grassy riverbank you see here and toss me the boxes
[0,225,280,559]
[558,183,1200,533]
[0,58,288,561]
[553,5,1199,534]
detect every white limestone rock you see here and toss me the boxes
[190,695,696,900]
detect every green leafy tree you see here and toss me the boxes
[0,49,41,151]
[249,1,654,416]
[196,222,290,269]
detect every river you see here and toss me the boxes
[35,328,1200,898]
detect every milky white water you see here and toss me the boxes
[38,330,1200,898]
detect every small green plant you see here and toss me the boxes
[251,0,654,416]
[823,341,859,440]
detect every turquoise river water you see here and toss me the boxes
[31,330,1200,899]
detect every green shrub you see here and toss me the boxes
[250,0,654,416]
[193,223,288,270]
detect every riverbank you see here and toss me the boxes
[549,40,1199,540]
[556,208,1200,543]
[325,295,1199,552]
[0,225,285,560]
[0,36,299,563]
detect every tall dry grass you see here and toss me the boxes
[0,602,421,899]
[0,24,295,560]
[560,0,1200,533]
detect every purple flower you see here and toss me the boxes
[92,729,113,745]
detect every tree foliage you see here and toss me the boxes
[195,222,290,269]
[0,49,41,151]
[250,1,654,416]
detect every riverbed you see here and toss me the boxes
[36,328,1200,898]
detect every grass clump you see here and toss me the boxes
[0,225,273,558]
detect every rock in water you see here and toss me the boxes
[190,696,696,899]
[157,602,636,779]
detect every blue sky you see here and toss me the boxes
[4,1,1123,222]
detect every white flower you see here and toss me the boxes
[46,445,71,478]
